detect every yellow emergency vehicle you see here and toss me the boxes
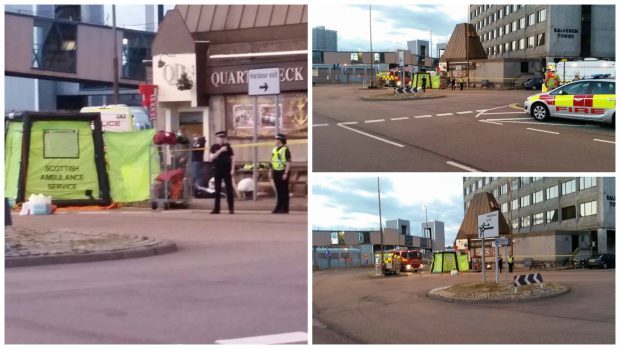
[80,105,152,132]
[524,79,615,124]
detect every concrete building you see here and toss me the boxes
[386,219,410,235]
[421,220,445,252]
[5,5,157,112]
[469,5,615,64]
[463,177,615,264]
[407,40,429,58]
[436,42,447,60]
[312,26,337,51]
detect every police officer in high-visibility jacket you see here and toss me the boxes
[270,133,292,214]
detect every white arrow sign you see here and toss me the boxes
[477,211,499,238]
[248,68,280,96]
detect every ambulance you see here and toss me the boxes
[80,105,152,132]
[524,79,615,124]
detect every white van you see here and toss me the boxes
[80,105,152,132]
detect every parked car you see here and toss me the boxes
[587,254,615,269]
[522,78,543,90]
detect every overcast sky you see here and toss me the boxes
[312,4,468,56]
[312,175,465,246]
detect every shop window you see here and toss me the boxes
[43,129,79,159]
[32,19,77,73]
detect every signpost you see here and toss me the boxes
[398,51,405,87]
[478,211,499,284]
[248,68,281,201]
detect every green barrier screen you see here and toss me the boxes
[25,120,100,200]
[443,253,457,271]
[5,121,23,201]
[432,253,443,273]
[104,129,158,202]
[457,254,470,271]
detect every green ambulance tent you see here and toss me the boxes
[5,111,111,206]
[431,250,470,273]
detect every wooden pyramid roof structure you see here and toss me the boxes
[440,23,487,62]
[456,192,510,240]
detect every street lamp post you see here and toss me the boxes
[378,177,384,273]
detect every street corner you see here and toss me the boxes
[5,226,177,267]
[427,280,570,304]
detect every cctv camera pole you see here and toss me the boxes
[378,177,385,274]
[112,5,119,104]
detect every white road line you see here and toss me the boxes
[365,119,385,123]
[337,121,358,125]
[436,113,454,116]
[446,161,479,172]
[481,111,526,115]
[485,117,532,121]
[215,332,307,345]
[475,105,510,118]
[414,114,433,118]
[475,109,488,112]
[594,139,615,144]
[479,120,503,126]
[391,117,409,121]
[312,123,329,127]
[337,124,405,147]
[456,111,473,114]
[527,128,559,135]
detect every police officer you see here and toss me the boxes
[209,131,235,214]
[271,133,292,214]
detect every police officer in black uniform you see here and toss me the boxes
[209,131,235,214]
[271,133,292,214]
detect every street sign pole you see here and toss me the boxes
[481,233,485,284]
[494,243,499,284]
[275,94,281,135]
[505,245,509,284]
[252,96,258,202]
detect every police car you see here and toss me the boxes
[524,79,615,124]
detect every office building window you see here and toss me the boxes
[493,188,499,198]
[511,198,519,211]
[546,185,559,199]
[499,9,503,19]
[532,177,543,182]
[505,24,510,35]
[562,205,577,220]
[562,180,576,195]
[520,17,526,29]
[493,29,497,39]
[511,178,519,190]
[579,201,597,217]
[528,13,536,26]
[465,187,470,195]
[501,183,508,195]
[521,177,531,185]
[512,218,519,229]
[519,38,525,50]
[493,12,497,21]
[498,45,502,54]
[521,216,531,227]
[546,209,558,223]
[532,190,543,204]
[504,42,510,53]
[512,5,518,11]
[520,195,530,207]
[528,36,535,48]
[466,201,470,210]
[512,20,518,31]
[512,40,517,51]
[499,27,503,36]
[484,18,487,26]
[505,5,510,15]
[537,33,545,46]
[478,179,483,189]
[538,8,546,22]
[32,19,78,73]
[580,177,597,190]
[533,213,544,225]
[502,202,509,213]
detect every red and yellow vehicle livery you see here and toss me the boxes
[524,79,615,124]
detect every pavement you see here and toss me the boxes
[313,85,615,172]
[313,267,615,344]
[6,210,307,344]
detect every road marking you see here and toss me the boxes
[391,117,409,121]
[479,120,503,126]
[509,103,523,110]
[337,121,358,125]
[436,112,453,116]
[215,332,307,345]
[594,139,615,144]
[414,114,433,118]
[485,117,532,121]
[481,111,526,115]
[337,124,405,147]
[446,161,479,172]
[312,123,329,127]
[365,119,385,123]
[475,105,509,118]
[456,111,473,114]
[527,128,559,135]
[475,109,488,112]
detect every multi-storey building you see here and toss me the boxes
[312,26,337,51]
[463,177,615,261]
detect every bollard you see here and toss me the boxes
[5,197,12,226]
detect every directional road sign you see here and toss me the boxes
[248,68,280,96]
[514,273,544,287]
[477,211,499,238]
[495,237,510,246]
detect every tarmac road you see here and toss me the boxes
[313,268,615,344]
[313,85,615,172]
[5,210,307,344]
